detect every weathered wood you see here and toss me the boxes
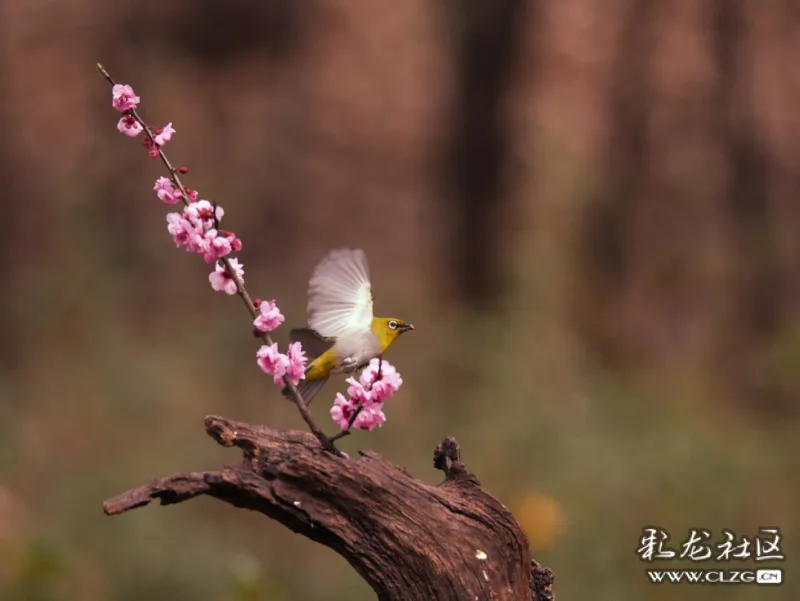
[104,415,555,601]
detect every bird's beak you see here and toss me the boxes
[401,323,415,332]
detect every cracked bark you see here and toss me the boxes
[104,416,555,601]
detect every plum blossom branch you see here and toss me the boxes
[329,356,384,443]
[329,403,366,444]
[96,63,335,452]
[329,358,403,442]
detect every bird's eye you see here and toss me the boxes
[388,320,398,330]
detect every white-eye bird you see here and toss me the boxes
[283,248,414,405]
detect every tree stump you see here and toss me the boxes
[103,416,555,601]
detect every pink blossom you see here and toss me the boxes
[345,378,372,405]
[286,342,307,384]
[330,394,357,429]
[141,136,160,158]
[166,212,204,252]
[221,230,242,251]
[185,188,199,202]
[201,230,232,263]
[359,358,401,388]
[359,358,402,402]
[330,393,386,432]
[353,403,386,431]
[257,343,290,387]
[153,177,182,204]
[185,200,218,228]
[253,299,285,333]
[208,258,244,295]
[329,357,402,431]
[154,122,175,146]
[226,256,244,282]
[117,115,143,137]
[112,84,140,112]
[368,373,403,402]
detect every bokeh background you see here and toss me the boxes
[1,1,798,599]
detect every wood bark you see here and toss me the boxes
[104,416,555,601]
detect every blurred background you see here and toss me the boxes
[1,0,798,599]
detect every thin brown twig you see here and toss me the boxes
[96,64,337,454]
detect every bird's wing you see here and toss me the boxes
[289,327,335,363]
[307,248,374,338]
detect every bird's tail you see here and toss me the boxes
[282,327,334,406]
[289,378,329,407]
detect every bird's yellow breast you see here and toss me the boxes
[305,347,340,380]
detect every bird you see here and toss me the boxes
[283,248,414,406]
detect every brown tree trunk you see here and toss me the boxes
[104,416,555,601]
[442,0,533,310]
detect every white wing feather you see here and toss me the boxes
[307,248,373,338]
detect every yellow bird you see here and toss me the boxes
[283,248,414,406]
